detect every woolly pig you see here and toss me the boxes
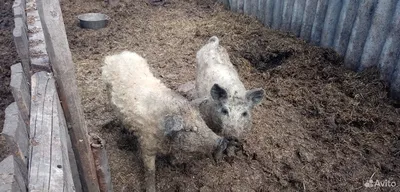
[195,36,265,139]
[102,51,228,192]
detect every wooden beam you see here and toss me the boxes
[13,0,27,22]
[58,90,83,192]
[35,0,101,191]
[2,102,29,165]
[66,123,83,192]
[52,82,76,192]
[25,0,51,73]
[0,155,28,192]
[29,72,75,192]
[10,63,30,127]
[13,17,30,79]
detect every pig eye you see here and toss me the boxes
[221,108,229,115]
[242,112,248,117]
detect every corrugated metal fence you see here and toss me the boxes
[219,0,400,100]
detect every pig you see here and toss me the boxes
[195,36,265,140]
[101,51,229,192]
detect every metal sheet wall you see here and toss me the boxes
[220,0,400,100]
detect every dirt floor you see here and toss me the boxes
[60,0,400,191]
[0,0,18,162]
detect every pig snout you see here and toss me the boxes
[220,126,244,140]
[226,136,243,157]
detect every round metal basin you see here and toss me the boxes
[78,13,110,30]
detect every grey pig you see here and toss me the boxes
[195,36,265,140]
[102,51,228,192]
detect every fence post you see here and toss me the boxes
[35,0,101,191]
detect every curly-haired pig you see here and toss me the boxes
[102,51,229,192]
[195,36,265,140]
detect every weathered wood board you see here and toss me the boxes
[2,102,29,165]
[10,63,31,127]
[28,72,75,192]
[36,0,101,190]
[13,0,27,22]
[0,155,28,192]
[13,17,30,79]
[66,126,83,192]
[26,0,51,72]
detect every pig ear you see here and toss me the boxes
[246,88,265,107]
[210,84,228,103]
[164,115,184,136]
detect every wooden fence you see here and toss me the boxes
[1,0,112,191]
[219,0,400,100]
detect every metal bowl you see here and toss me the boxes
[77,13,110,30]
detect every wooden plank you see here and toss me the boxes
[310,0,329,45]
[379,1,400,82]
[320,0,343,48]
[256,0,266,23]
[2,102,29,165]
[249,0,258,18]
[49,92,66,191]
[29,72,75,192]
[91,135,113,192]
[281,0,295,31]
[263,0,275,27]
[0,155,28,192]
[65,118,83,192]
[13,18,30,79]
[10,63,30,127]
[332,0,359,56]
[290,0,306,36]
[29,71,54,191]
[13,0,26,22]
[344,0,377,70]
[243,0,251,15]
[26,0,51,73]
[36,0,101,191]
[230,0,238,12]
[272,0,284,30]
[237,0,244,13]
[300,0,318,42]
[360,0,396,70]
[56,92,80,192]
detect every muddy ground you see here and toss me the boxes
[0,0,19,162]
[60,0,400,191]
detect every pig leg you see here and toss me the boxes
[212,138,229,164]
[226,138,242,157]
[142,153,156,192]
